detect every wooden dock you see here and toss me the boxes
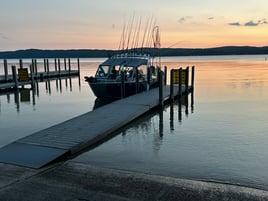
[0,85,192,169]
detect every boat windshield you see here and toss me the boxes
[120,66,134,79]
[96,65,110,77]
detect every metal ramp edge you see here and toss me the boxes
[0,142,68,169]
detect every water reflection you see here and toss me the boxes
[0,76,80,113]
[86,93,194,154]
[74,93,195,176]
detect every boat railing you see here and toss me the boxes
[112,52,150,60]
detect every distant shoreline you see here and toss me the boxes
[1,46,268,59]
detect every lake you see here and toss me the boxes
[1,55,268,190]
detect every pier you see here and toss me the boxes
[0,66,193,168]
[0,58,80,90]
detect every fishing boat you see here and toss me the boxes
[85,25,161,99]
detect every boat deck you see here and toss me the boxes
[0,85,191,168]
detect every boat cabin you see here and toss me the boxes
[94,57,149,82]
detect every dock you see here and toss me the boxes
[0,58,80,90]
[0,85,192,168]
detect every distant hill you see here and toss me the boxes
[1,46,268,59]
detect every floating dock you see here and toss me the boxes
[0,58,80,90]
[0,85,192,168]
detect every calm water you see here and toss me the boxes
[1,55,268,190]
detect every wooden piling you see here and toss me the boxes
[64,58,67,71]
[4,59,8,81]
[77,58,80,73]
[19,59,23,69]
[12,66,18,88]
[31,59,35,74]
[147,67,151,90]
[121,71,125,98]
[54,59,57,72]
[68,58,71,74]
[185,66,189,92]
[30,64,35,89]
[44,59,47,72]
[164,66,167,86]
[170,69,174,101]
[58,59,61,75]
[46,59,50,76]
[191,66,195,91]
[135,68,139,93]
[179,68,182,97]
[34,59,38,76]
[159,70,164,107]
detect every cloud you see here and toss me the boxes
[228,22,241,26]
[208,17,214,20]
[228,19,268,27]
[178,16,192,23]
[244,20,259,26]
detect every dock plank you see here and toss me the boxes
[0,85,191,168]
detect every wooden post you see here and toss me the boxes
[44,58,47,72]
[147,67,151,90]
[179,68,182,97]
[19,59,23,69]
[54,58,57,72]
[191,66,195,91]
[12,66,18,88]
[18,59,24,89]
[170,69,174,101]
[31,59,35,73]
[4,59,8,81]
[46,59,50,76]
[58,58,61,75]
[120,71,125,98]
[159,70,164,107]
[68,58,71,74]
[135,68,139,93]
[164,66,167,85]
[77,58,80,74]
[64,58,67,71]
[34,59,38,76]
[185,66,189,92]
[30,64,35,89]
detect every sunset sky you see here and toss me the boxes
[1,0,268,51]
